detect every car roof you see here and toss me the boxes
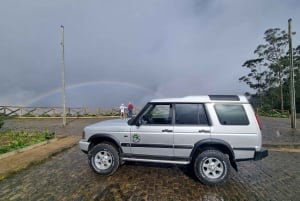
[150,95,249,103]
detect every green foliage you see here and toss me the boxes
[23,113,35,117]
[257,107,289,118]
[101,112,119,116]
[39,114,51,118]
[0,119,3,129]
[0,130,55,154]
[240,27,300,112]
[0,114,6,129]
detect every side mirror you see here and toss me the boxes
[135,118,142,126]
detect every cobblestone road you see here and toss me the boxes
[0,147,299,201]
[0,118,300,201]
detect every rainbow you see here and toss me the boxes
[25,80,162,106]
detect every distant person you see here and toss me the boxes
[127,102,134,117]
[119,103,127,118]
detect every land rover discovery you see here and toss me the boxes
[79,95,268,185]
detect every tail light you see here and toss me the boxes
[82,131,85,139]
[255,113,262,130]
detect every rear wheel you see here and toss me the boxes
[193,149,230,185]
[88,143,120,175]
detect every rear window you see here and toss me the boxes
[214,104,249,125]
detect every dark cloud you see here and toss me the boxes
[0,0,300,107]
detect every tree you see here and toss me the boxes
[0,115,4,129]
[292,45,300,111]
[240,28,294,111]
[254,28,290,111]
[239,58,267,107]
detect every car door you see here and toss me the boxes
[173,103,211,157]
[130,103,174,157]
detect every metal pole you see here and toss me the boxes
[60,25,67,126]
[288,19,296,129]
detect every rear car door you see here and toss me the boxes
[173,103,211,158]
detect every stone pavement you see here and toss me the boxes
[0,118,103,181]
[1,145,300,201]
[0,117,299,182]
[0,117,300,201]
[0,136,80,180]
[260,116,300,147]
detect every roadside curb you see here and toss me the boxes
[267,147,300,153]
[263,144,300,152]
[263,144,300,149]
[0,138,59,160]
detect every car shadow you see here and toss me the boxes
[122,161,198,182]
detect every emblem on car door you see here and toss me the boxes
[132,134,141,143]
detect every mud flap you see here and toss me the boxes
[230,158,238,171]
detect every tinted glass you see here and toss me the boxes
[141,104,172,125]
[214,105,249,125]
[175,104,208,125]
[198,104,209,125]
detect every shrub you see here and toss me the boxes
[0,115,4,129]
[257,107,289,118]
[0,130,55,154]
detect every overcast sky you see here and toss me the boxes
[1,0,300,108]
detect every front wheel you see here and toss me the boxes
[88,143,120,175]
[193,149,230,185]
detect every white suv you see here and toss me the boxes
[79,95,268,185]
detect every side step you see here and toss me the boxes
[122,157,190,165]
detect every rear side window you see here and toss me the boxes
[214,104,249,125]
[175,104,208,125]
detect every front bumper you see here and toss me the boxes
[79,140,90,154]
[254,148,268,161]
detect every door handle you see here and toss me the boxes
[162,129,173,132]
[198,130,210,133]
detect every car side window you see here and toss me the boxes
[141,104,172,125]
[175,104,208,125]
[214,104,249,125]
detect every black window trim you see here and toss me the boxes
[131,102,212,126]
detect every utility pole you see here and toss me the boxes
[60,25,67,126]
[288,18,296,129]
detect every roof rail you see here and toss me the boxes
[208,95,240,101]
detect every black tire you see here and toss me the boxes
[88,143,120,175]
[193,149,230,185]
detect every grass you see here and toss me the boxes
[0,130,55,154]
[257,109,289,118]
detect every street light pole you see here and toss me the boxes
[288,19,296,129]
[60,25,67,126]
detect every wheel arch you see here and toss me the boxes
[88,133,123,154]
[190,138,238,171]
